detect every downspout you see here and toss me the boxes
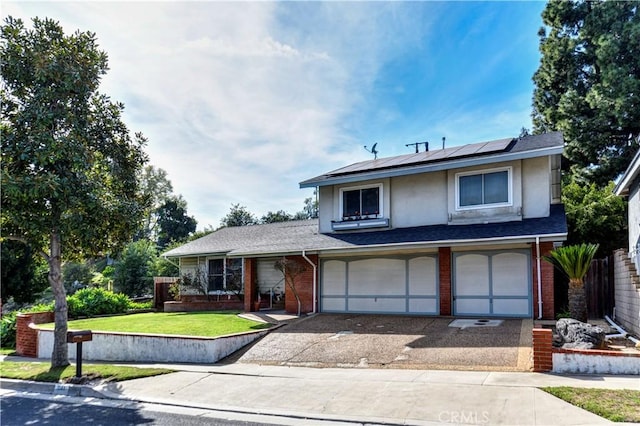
[302,250,317,314]
[536,237,543,319]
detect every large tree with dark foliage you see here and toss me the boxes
[1,17,148,367]
[0,240,48,305]
[532,0,640,186]
[155,196,197,249]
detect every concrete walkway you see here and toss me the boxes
[2,357,639,425]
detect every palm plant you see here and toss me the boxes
[543,243,599,323]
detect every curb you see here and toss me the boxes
[1,378,106,399]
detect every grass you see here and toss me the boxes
[39,311,272,337]
[1,347,16,355]
[0,361,173,383]
[542,387,640,423]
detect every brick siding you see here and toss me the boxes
[532,242,555,320]
[438,247,452,316]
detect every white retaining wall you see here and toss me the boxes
[552,352,640,375]
[37,329,269,363]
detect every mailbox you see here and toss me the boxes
[67,330,93,343]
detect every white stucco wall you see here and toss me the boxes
[390,171,448,228]
[37,328,269,363]
[318,156,554,232]
[522,156,551,219]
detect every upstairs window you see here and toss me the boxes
[340,184,382,219]
[457,168,510,209]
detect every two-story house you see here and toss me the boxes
[163,132,567,319]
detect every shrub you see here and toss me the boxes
[1,312,18,348]
[67,288,130,318]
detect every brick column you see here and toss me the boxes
[284,254,317,315]
[532,328,553,372]
[439,247,452,316]
[15,311,54,358]
[532,242,555,320]
[243,258,257,312]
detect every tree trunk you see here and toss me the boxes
[568,279,588,323]
[49,232,69,368]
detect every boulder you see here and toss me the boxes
[556,318,605,350]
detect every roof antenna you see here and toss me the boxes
[364,143,378,159]
[442,136,446,150]
[405,141,428,153]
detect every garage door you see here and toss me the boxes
[453,250,531,317]
[320,255,438,315]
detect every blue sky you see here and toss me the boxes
[3,1,547,229]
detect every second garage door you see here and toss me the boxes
[453,250,532,317]
[320,255,439,315]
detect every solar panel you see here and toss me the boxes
[325,137,515,177]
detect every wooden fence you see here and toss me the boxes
[584,256,615,319]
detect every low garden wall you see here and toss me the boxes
[532,328,640,375]
[36,327,270,363]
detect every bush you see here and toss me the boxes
[1,312,18,348]
[67,288,130,318]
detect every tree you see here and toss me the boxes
[562,175,627,257]
[295,190,319,219]
[0,240,48,305]
[532,0,640,186]
[1,17,148,367]
[261,210,293,224]
[220,204,257,227]
[138,165,174,240]
[544,243,599,323]
[155,195,197,249]
[113,240,157,297]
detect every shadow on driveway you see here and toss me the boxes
[223,314,533,371]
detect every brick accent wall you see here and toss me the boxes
[532,328,553,372]
[283,254,317,315]
[438,247,452,316]
[532,242,555,320]
[16,311,54,358]
[243,258,258,312]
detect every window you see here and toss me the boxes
[341,185,381,219]
[208,258,243,292]
[457,168,510,208]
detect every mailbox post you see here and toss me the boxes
[66,330,92,378]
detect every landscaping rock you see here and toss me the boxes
[556,318,605,349]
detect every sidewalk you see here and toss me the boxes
[2,357,639,425]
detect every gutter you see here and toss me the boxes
[302,250,317,314]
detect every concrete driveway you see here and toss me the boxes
[229,314,533,371]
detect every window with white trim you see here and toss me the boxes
[340,184,382,219]
[207,258,243,292]
[456,168,511,209]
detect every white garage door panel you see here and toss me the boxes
[348,298,406,312]
[322,260,347,295]
[409,299,437,313]
[455,254,490,295]
[322,298,346,312]
[348,258,405,295]
[456,298,491,315]
[492,253,529,296]
[493,299,530,315]
[408,257,437,295]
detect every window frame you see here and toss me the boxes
[338,183,383,220]
[455,166,512,211]
[207,257,244,293]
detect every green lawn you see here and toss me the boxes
[542,387,640,423]
[0,361,173,383]
[39,311,272,337]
